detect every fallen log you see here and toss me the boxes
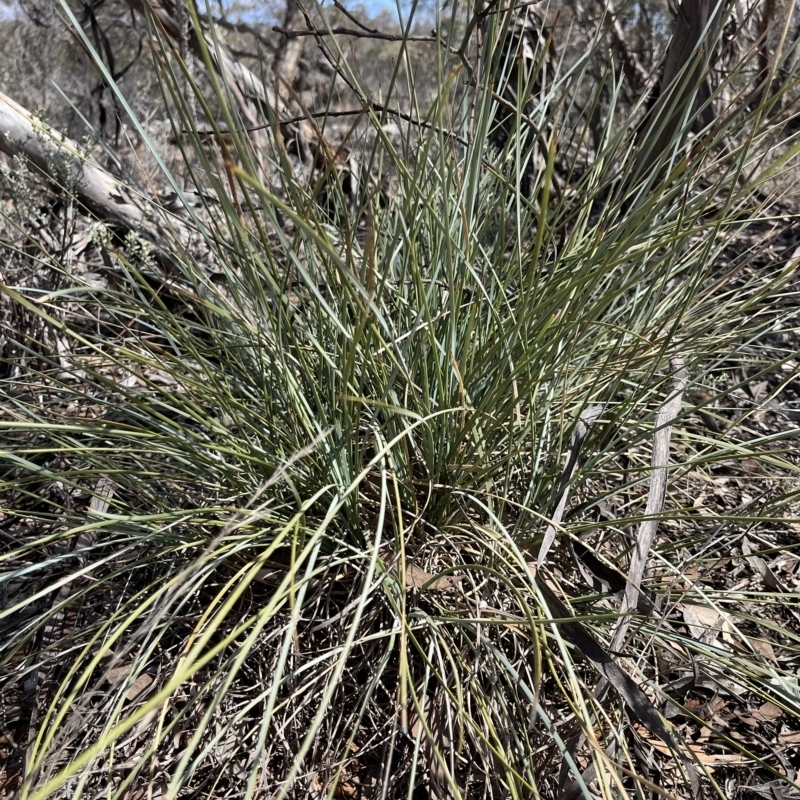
[0,89,196,252]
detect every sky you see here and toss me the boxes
[0,0,413,23]
[220,0,416,25]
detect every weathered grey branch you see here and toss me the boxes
[0,89,193,248]
[537,405,603,569]
[610,356,687,652]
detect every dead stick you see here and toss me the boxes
[610,355,687,652]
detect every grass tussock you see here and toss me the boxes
[2,1,800,798]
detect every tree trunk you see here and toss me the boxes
[632,0,725,182]
[598,0,649,97]
[124,0,276,110]
[272,0,307,91]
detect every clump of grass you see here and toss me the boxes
[2,2,800,799]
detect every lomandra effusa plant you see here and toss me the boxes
[2,0,800,798]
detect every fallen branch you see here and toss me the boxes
[0,89,194,252]
[537,405,603,568]
[535,570,699,799]
[610,355,688,652]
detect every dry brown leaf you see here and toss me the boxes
[404,564,461,592]
[683,605,722,643]
[104,657,153,702]
[637,725,750,770]
[741,538,787,592]
[697,752,753,768]
[740,458,762,474]
[105,665,131,686]
[131,707,160,739]
[749,381,770,402]
[751,638,778,664]
[708,697,725,717]
[778,731,800,746]
[682,564,700,583]
[754,702,783,723]
[254,567,288,585]
[126,673,153,703]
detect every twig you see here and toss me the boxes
[456,0,505,83]
[221,104,469,147]
[273,25,444,44]
[537,405,603,568]
[211,15,276,52]
[332,0,381,33]
[609,355,687,652]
